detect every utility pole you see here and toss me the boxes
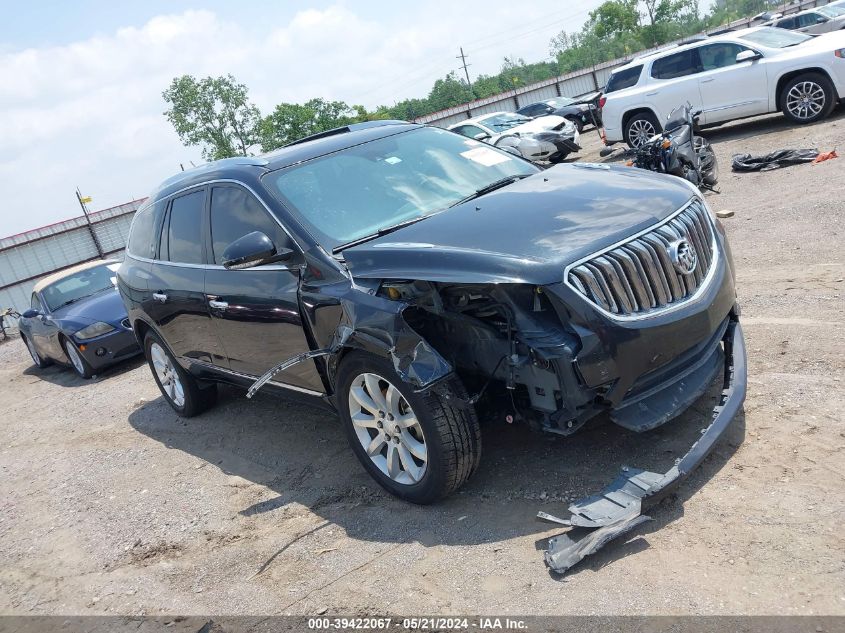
[456,47,474,97]
[76,188,104,258]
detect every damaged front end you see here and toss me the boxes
[541,317,746,574]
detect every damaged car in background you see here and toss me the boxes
[118,120,746,573]
[447,111,580,163]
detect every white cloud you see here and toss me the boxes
[0,2,601,236]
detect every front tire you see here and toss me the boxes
[625,111,661,149]
[144,332,216,417]
[63,338,93,379]
[337,351,481,504]
[781,73,836,124]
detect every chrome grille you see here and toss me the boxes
[566,199,717,318]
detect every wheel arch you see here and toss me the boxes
[775,67,839,109]
[622,107,660,135]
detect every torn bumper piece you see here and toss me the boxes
[541,319,747,574]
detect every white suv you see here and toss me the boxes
[601,26,845,147]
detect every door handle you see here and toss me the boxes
[701,77,715,83]
[645,91,659,96]
[208,299,228,310]
[152,292,168,303]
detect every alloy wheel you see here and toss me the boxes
[786,81,825,121]
[150,342,185,407]
[65,340,86,376]
[628,119,656,147]
[348,372,428,485]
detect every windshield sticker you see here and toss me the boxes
[384,156,402,165]
[460,147,512,167]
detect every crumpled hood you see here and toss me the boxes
[53,287,128,327]
[342,164,695,285]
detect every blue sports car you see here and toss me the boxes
[20,260,140,378]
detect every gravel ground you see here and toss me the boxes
[1,109,843,617]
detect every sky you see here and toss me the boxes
[0,0,608,237]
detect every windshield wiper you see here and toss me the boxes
[449,174,532,208]
[332,215,432,254]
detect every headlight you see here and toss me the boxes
[75,322,115,340]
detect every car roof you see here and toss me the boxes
[33,259,118,294]
[147,120,419,203]
[615,27,763,71]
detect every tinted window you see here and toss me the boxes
[776,16,796,29]
[165,190,204,264]
[605,65,643,93]
[518,104,550,117]
[699,43,748,70]
[798,12,824,27]
[209,187,288,265]
[651,49,700,79]
[127,205,155,258]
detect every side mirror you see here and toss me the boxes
[222,231,293,270]
[22,309,40,319]
[473,132,492,141]
[816,16,828,23]
[736,50,762,63]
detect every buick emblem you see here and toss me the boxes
[669,239,697,275]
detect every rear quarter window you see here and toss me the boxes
[605,65,643,93]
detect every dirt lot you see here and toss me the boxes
[1,110,844,617]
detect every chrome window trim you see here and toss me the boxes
[125,252,296,273]
[562,197,720,322]
[187,358,326,396]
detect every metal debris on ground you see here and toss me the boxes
[731,148,828,172]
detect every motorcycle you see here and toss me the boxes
[627,103,718,191]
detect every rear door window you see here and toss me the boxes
[164,189,205,264]
[605,65,643,92]
[651,49,701,79]
[209,186,289,265]
[776,16,796,29]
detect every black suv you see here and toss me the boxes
[119,121,745,504]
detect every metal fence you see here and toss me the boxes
[0,199,145,314]
[415,0,833,128]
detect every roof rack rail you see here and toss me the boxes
[284,120,408,147]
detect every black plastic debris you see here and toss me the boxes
[731,148,819,172]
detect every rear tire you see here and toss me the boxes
[625,111,661,149]
[337,351,481,504]
[780,73,836,124]
[144,331,216,417]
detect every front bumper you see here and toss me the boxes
[73,328,141,370]
[541,316,746,573]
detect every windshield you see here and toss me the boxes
[476,113,532,132]
[818,5,845,17]
[545,97,575,108]
[264,127,538,251]
[42,263,119,311]
[739,27,812,48]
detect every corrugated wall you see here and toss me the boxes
[417,0,831,127]
[0,199,144,314]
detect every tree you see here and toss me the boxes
[426,72,473,111]
[162,74,261,160]
[588,0,640,39]
[259,98,366,150]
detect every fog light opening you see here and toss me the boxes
[95,347,107,357]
